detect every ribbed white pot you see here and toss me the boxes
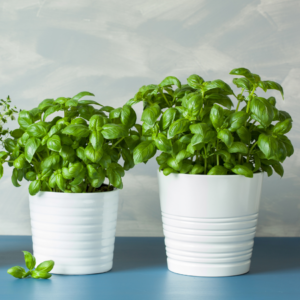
[158,171,264,277]
[29,190,119,275]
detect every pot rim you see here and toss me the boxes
[29,188,118,198]
[157,170,264,178]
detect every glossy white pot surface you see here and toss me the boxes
[29,190,119,275]
[158,171,264,277]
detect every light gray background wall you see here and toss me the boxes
[0,0,300,236]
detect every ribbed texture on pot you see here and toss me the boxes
[162,212,258,277]
[158,172,264,277]
[29,191,119,275]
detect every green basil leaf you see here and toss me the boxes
[159,76,181,88]
[38,99,55,111]
[7,266,27,279]
[167,118,190,139]
[71,91,95,101]
[36,260,55,272]
[191,131,216,145]
[272,119,292,135]
[187,93,203,117]
[121,105,136,128]
[236,126,251,144]
[232,77,252,91]
[59,145,75,161]
[166,157,182,171]
[133,140,156,164]
[84,144,103,163]
[101,124,128,139]
[11,168,21,187]
[209,104,224,129]
[189,164,204,174]
[13,154,26,169]
[141,104,161,126]
[10,129,24,139]
[26,124,47,138]
[189,123,208,135]
[214,150,231,163]
[48,124,63,137]
[257,134,278,159]
[31,270,52,279]
[121,147,134,171]
[107,166,122,188]
[271,161,284,177]
[25,138,41,163]
[176,150,192,162]
[250,97,274,128]
[161,108,177,130]
[43,105,61,121]
[227,111,249,132]
[62,167,73,180]
[276,140,287,162]
[47,135,62,152]
[203,79,234,95]
[258,81,268,92]
[187,74,204,89]
[229,67,253,77]
[231,164,253,178]
[109,107,122,119]
[89,115,106,131]
[163,167,177,176]
[41,154,60,169]
[61,124,90,138]
[4,138,17,152]
[78,100,102,106]
[228,142,248,154]
[29,180,41,195]
[156,152,170,165]
[205,94,234,109]
[154,133,172,153]
[56,174,65,191]
[179,161,193,174]
[261,164,273,177]
[217,129,233,147]
[65,99,78,107]
[253,155,261,172]
[207,165,227,175]
[18,111,33,130]
[49,173,56,188]
[89,131,104,150]
[278,135,293,157]
[262,81,284,99]
[23,251,36,270]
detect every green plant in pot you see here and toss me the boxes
[0,91,141,275]
[129,68,294,277]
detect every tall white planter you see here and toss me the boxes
[29,190,119,275]
[158,171,264,277]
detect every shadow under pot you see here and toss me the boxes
[29,189,119,275]
[157,171,264,277]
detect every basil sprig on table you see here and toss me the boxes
[0,91,140,195]
[7,251,54,279]
[130,68,294,177]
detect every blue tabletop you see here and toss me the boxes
[0,237,299,300]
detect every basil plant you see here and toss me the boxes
[131,68,294,178]
[0,92,140,195]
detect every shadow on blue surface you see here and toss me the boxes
[1,237,300,300]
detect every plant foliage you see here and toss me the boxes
[130,68,294,178]
[7,251,54,279]
[0,92,140,195]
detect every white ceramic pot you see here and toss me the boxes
[29,190,119,275]
[158,171,264,277]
